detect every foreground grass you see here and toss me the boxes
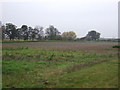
[2,46,118,88]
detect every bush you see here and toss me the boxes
[112,45,120,48]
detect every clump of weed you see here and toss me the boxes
[4,52,9,56]
[17,46,28,50]
[36,54,41,58]
[5,53,15,59]
[65,54,74,58]
[27,54,32,57]
[48,53,55,61]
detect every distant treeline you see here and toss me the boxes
[0,22,101,41]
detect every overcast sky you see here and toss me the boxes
[0,0,119,38]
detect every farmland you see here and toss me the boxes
[2,41,118,88]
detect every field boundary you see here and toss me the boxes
[1,40,118,43]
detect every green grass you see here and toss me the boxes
[2,45,118,88]
[51,60,118,88]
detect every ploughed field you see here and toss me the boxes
[2,42,118,88]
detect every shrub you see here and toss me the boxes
[112,45,120,48]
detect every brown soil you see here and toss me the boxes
[2,42,118,53]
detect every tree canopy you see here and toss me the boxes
[0,21,101,41]
[62,31,76,40]
[45,25,61,40]
[86,30,100,40]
